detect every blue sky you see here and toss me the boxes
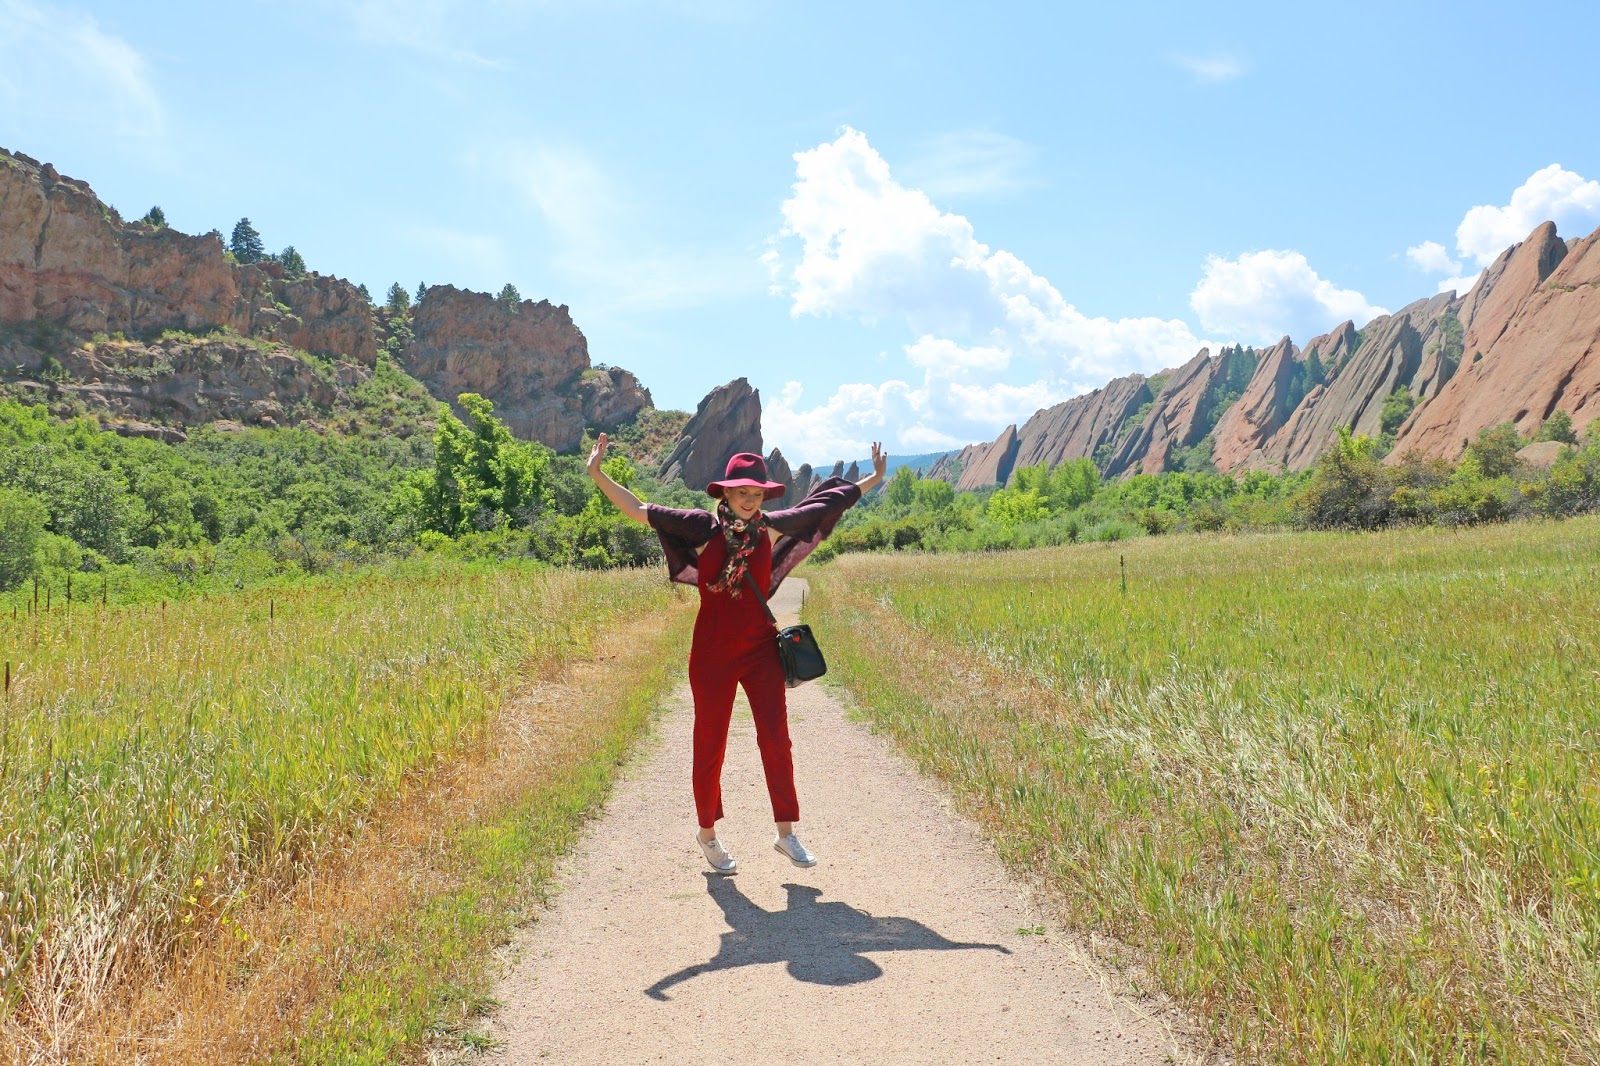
[4,0,1600,465]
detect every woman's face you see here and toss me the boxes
[724,485,765,520]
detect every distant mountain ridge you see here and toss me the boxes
[930,220,1600,488]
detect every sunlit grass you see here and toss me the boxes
[0,560,677,1050]
[810,516,1600,1063]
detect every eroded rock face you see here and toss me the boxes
[1392,223,1600,456]
[1209,337,1302,471]
[406,285,649,451]
[954,424,1020,491]
[0,148,377,363]
[22,335,367,431]
[765,448,795,505]
[657,377,763,491]
[1106,351,1228,476]
[1015,373,1151,476]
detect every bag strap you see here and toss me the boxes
[742,571,779,626]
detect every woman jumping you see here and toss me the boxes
[587,436,885,872]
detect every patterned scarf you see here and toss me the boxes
[708,499,764,597]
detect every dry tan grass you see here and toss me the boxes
[10,589,693,1065]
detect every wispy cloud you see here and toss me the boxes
[0,0,164,142]
[473,139,761,313]
[900,130,1040,200]
[335,0,506,65]
[1173,52,1246,84]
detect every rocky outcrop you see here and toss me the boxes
[1209,337,1303,471]
[1014,373,1151,474]
[9,334,376,432]
[954,424,1021,491]
[657,378,763,490]
[404,286,649,451]
[765,448,795,504]
[1106,351,1227,476]
[0,148,377,363]
[1392,223,1600,457]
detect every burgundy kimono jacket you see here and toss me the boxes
[644,477,862,597]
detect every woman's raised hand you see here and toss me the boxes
[586,432,608,476]
[871,440,888,479]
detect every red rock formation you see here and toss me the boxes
[1209,337,1300,471]
[1106,350,1235,476]
[0,148,377,363]
[657,378,764,490]
[1010,373,1151,474]
[765,448,795,505]
[1392,223,1600,457]
[954,424,1020,491]
[406,286,648,451]
[1245,303,1456,471]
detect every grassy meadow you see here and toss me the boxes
[808,516,1600,1063]
[0,559,690,1061]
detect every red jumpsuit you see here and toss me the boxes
[643,476,862,830]
[688,532,796,828]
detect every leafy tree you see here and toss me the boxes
[230,218,265,264]
[385,283,411,314]
[913,477,955,511]
[140,205,167,227]
[1047,458,1099,510]
[885,465,917,507]
[985,487,1047,526]
[497,284,521,310]
[1464,422,1523,480]
[0,487,48,590]
[279,246,308,279]
[1379,386,1416,438]
[1535,408,1578,444]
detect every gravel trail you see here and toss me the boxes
[480,579,1206,1065]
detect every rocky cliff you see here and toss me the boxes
[657,377,765,492]
[0,147,654,451]
[936,219,1600,487]
[0,149,377,364]
[404,285,649,452]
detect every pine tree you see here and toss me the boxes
[386,283,411,314]
[230,218,265,263]
[280,246,307,279]
[140,205,166,227]
[416,281,428,304]
[357,283,372,304]
[497,283,521,310]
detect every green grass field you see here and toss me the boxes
[809,516,1600,1063]
[0,559,683,1055]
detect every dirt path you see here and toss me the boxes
[479,579,1207,1065]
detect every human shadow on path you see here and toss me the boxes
[645,874,1010,1001]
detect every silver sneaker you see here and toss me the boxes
[773,832,818,867]
[697,833,736,873]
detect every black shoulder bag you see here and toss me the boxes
[743,573,827,688]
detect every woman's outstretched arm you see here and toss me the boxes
[586,432,649,525]
[855,440,889,494]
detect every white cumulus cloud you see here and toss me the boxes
[771,127,1206,385]
[762,127,1217,460]
[1405,240,1461,276]
[1455,164,1600,267]
[1190,249,1388,346]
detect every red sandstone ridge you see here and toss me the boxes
[404,285,649,451]
[0,148,376,363]
[657,378,765,492]
[1390,222,1600,458]
[930,220,1600,488]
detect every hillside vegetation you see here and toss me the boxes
[819,414,1600,558]
[809,519,1600,1063]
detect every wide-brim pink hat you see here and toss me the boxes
[707,452,786,500]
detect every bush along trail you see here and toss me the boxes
[806,517,1600,1064]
